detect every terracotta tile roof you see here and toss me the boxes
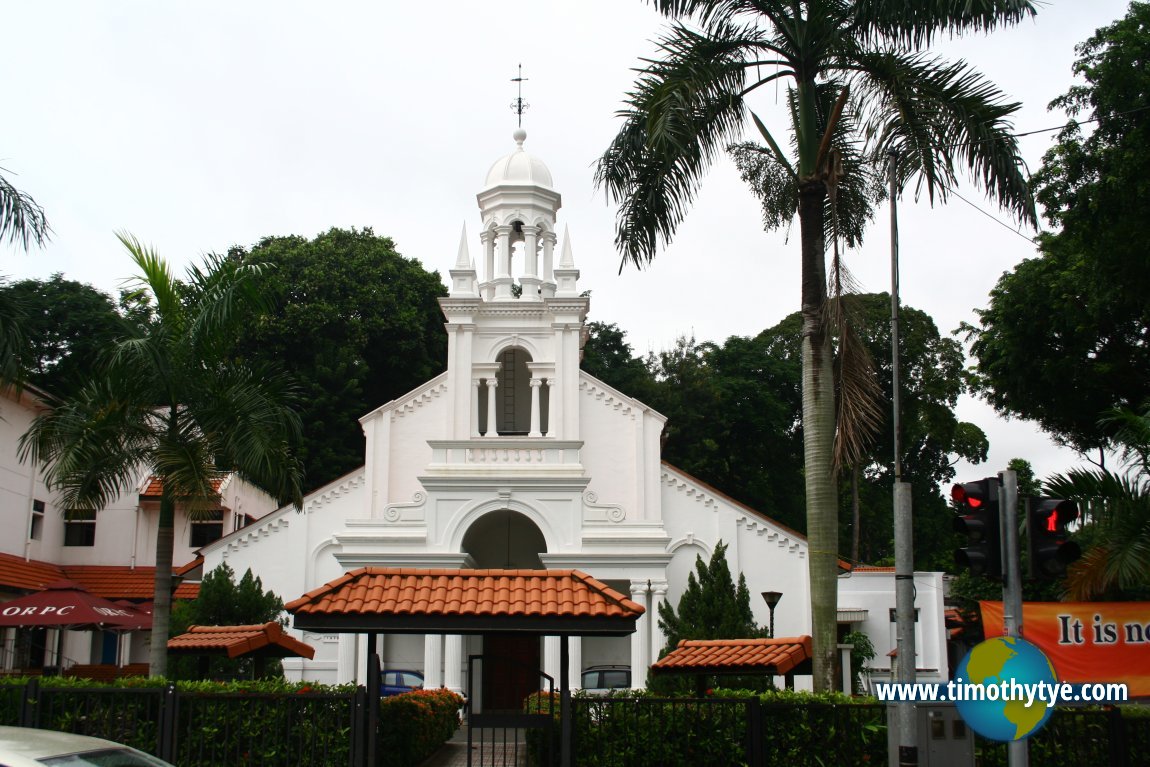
[140,476,224,498]
[0,552,66,592]
[168,621,315,659]
[0,554,200,600]
[651,636,812,676]
[287,568,645,621]
[851,566,896,573]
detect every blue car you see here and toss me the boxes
[381,669,424,697]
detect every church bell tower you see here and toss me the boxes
[439,130,588,442]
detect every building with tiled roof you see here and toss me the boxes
[0,385,278,671]
[189,130,947,701]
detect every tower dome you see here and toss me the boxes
[483,129,554,189]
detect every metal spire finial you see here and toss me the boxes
[510,64,530,127]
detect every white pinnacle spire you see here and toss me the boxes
[455,223,471,269]
[559,225,575,268]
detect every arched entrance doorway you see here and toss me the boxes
[462,510,547,711]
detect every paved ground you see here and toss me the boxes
[419,726,530,767]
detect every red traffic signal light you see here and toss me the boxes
[1026,497,1082,578]
[952,478,1002,578]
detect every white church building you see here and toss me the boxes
[199,130,947,693]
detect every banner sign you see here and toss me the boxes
[981,601,1150,698]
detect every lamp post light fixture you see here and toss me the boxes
[761,591,783,638]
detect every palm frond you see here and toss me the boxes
[117,232,185,328]
[0,170,50,249]
[850,0,1038,48]
[826,277,885,472]
[19,378,158,510]
[1044,466,1150,599]
[595,21,767,268]
[851,50,1036,226]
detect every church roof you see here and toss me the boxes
[651,636,812,676]
[483,129,553,189]
[286,567,644,636]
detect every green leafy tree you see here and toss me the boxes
[0,167,50,386]
[20,234,304,676]
[965,3,1150,458]
[580,321,658,403]
[170,563,286,679]
[232,227,448,488]
[595,0,1036,689]
[0,275,129,398]
[658,541,762,650]
[756,296,987,569]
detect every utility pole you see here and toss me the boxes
[889,150,917,766]
[999,469,1028,767]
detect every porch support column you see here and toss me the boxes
[337,634,357,684]
[485,378,499,436]
[629,581,650,689]
[543,635,561,690]
[424,634,443,689]
[568,636,582,691]
[528,378,543,437]
[444,635,463,694]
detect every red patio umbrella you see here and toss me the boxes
[0,580,151,631]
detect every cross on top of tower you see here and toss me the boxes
[510,64,530,128]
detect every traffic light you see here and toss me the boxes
[952,478,1002,578]
[1026,497,1082,578]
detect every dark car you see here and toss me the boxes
[581,665,631,695]
[381,669,424,696]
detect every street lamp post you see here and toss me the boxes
[761,591,783,638]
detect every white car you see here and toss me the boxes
[0,727,175,766]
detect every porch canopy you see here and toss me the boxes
[0,580,151,631]
[168,621,316,660]
[286,567,645,636]
[651,636,813,678]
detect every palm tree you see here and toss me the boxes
[1046,405,1150,600]
[1,168,50,386]
[595,0,1037,690]
[20,233,304,676]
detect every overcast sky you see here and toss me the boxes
[3,1,1132,487]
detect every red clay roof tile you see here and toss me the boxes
[0,554,201,601]
[168,621,315,659]
[286,568,645,620]
[651,636,812,676]
[140,476,224,498]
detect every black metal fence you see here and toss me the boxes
[568,696,1148,767]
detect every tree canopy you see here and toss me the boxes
[231,227,448,489]
[596,0,1036,691]
[21,234,305,676]
[965,2,1150,455]
[170,562,286,679]
[657,541,761,651]
[0,275,128,398]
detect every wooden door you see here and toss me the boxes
[482,633,541,711]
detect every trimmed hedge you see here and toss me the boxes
[378,688,464,767]
[0,675,462,767]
